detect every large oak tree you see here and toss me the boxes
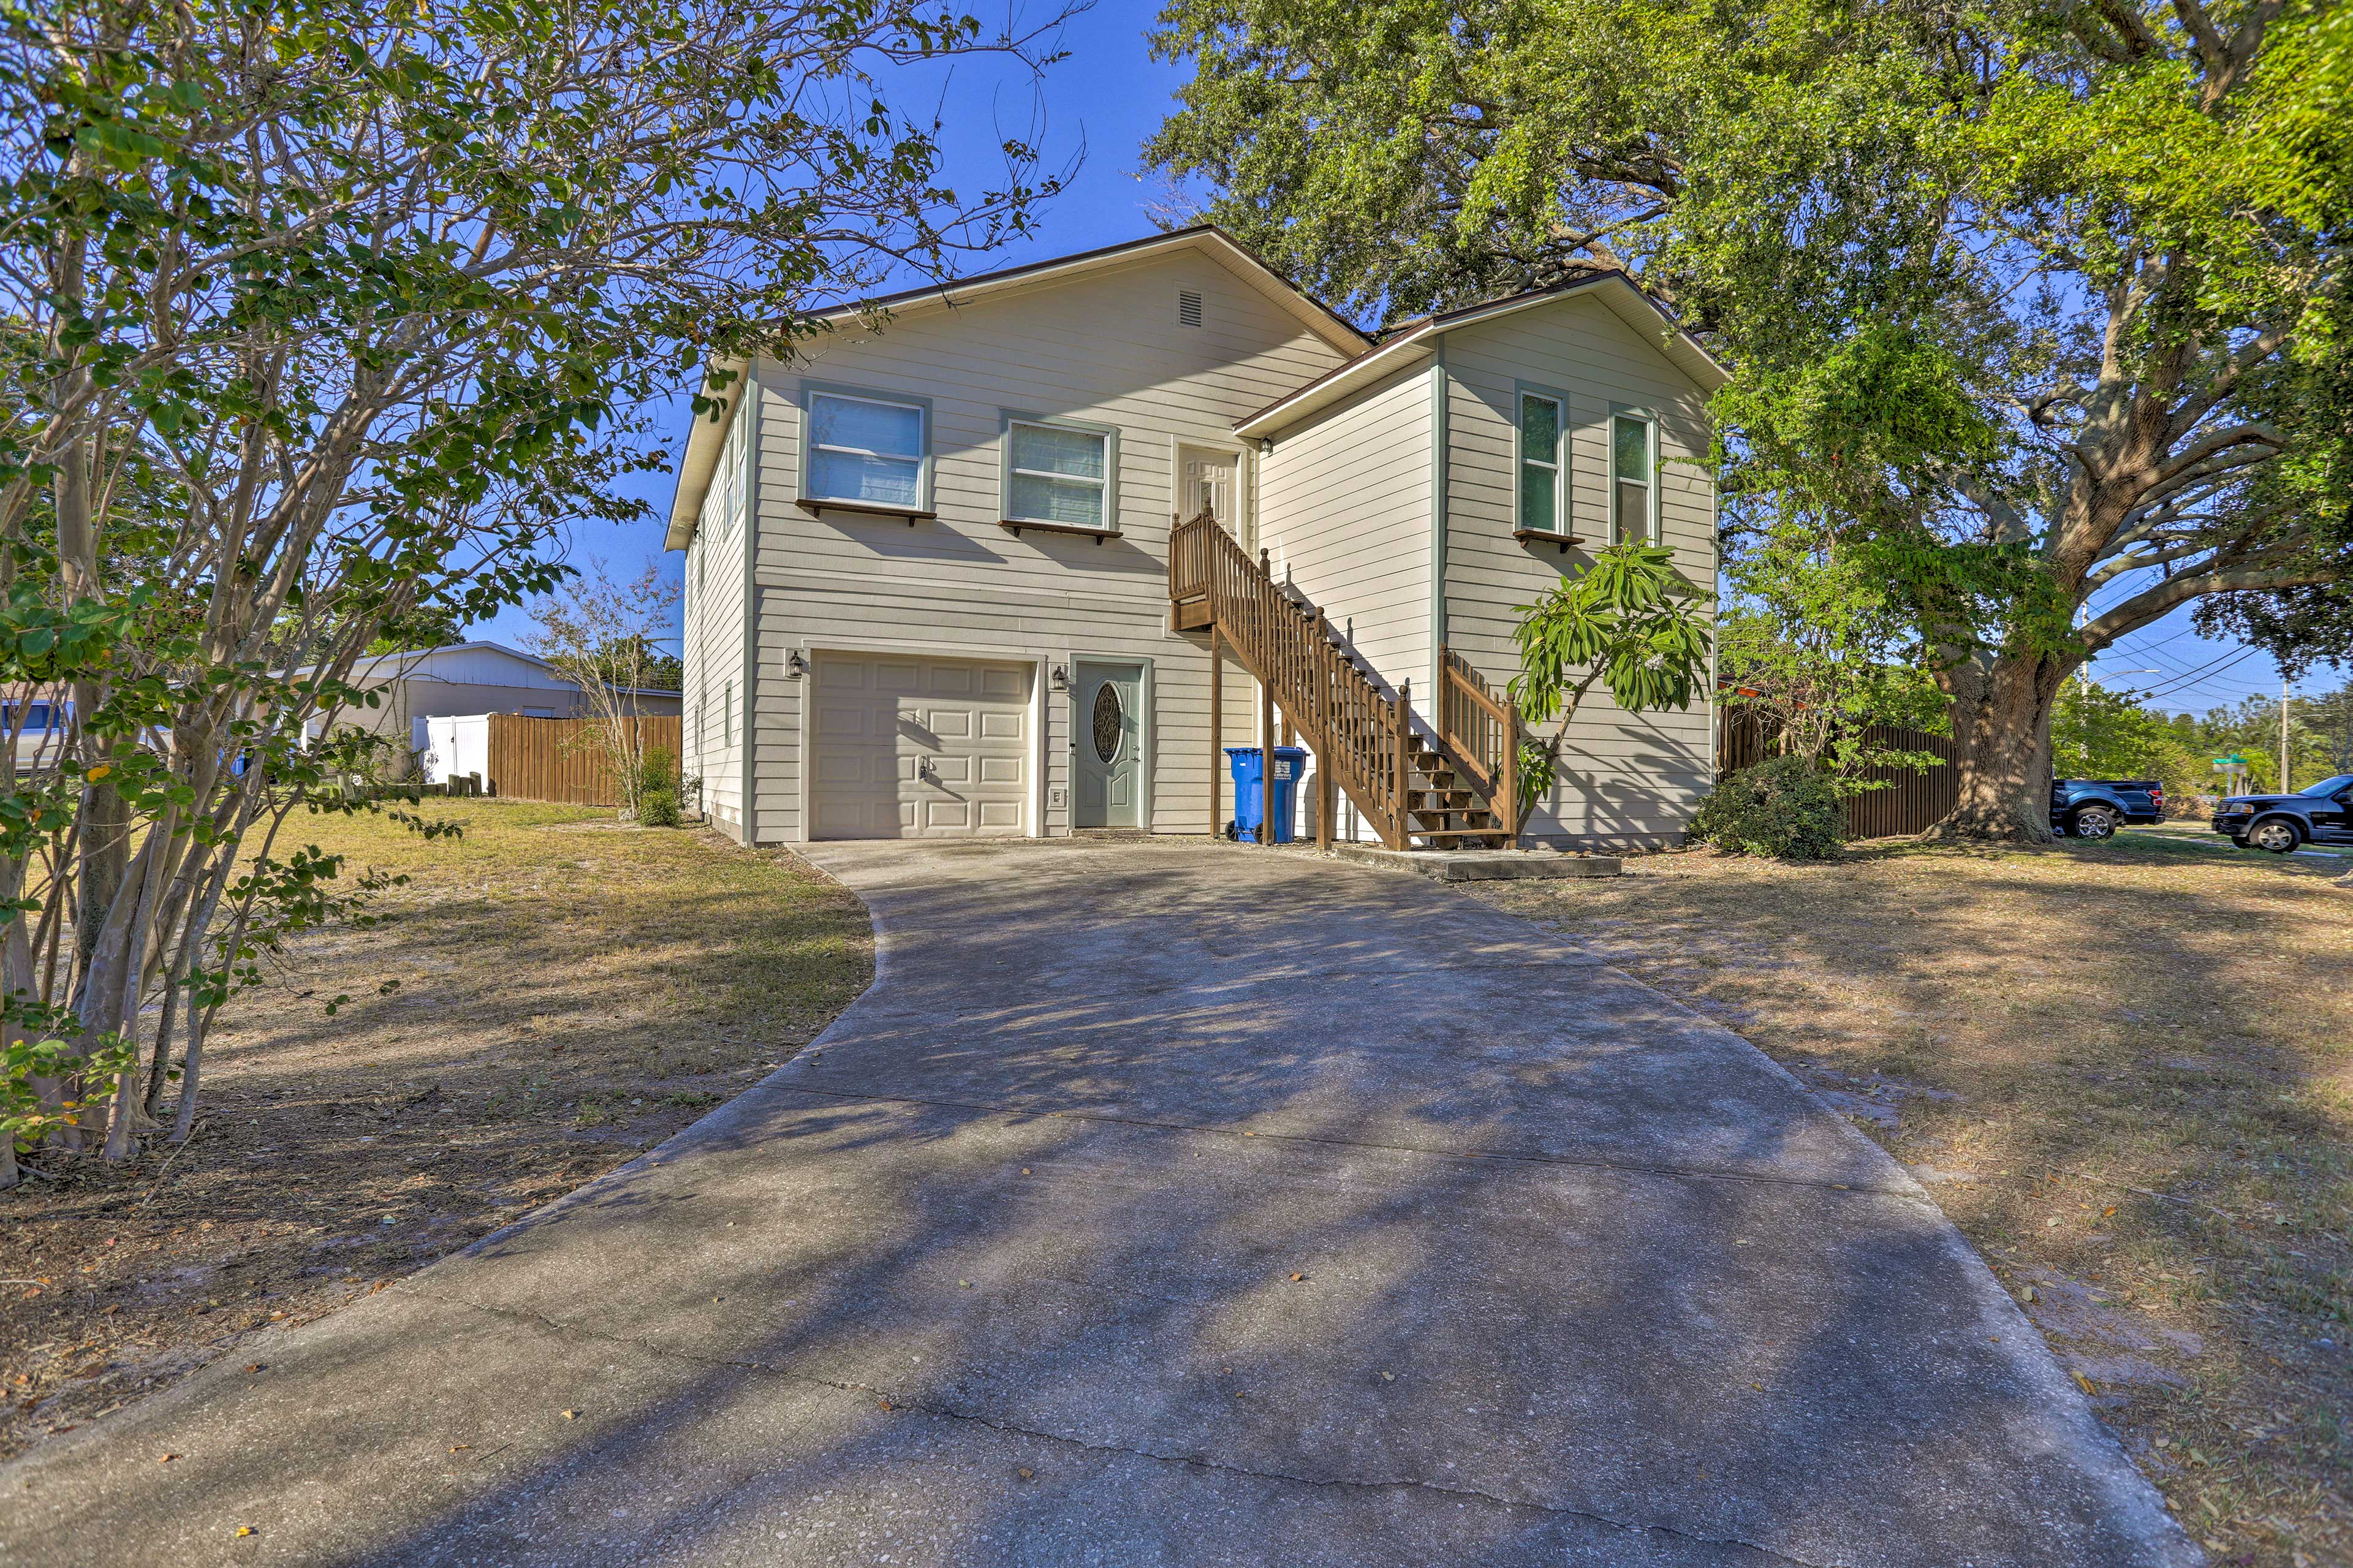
[1145,0,2353,838]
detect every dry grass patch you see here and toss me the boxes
[1476,833,2352,1567]
[1,800,872,1461]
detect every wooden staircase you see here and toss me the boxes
[1170,510,1523,851]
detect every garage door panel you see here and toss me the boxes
[812,654,1031,839]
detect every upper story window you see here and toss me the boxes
[1612,411,1657,545]
[806,390,927,509]
[1003,418,1116,532]
[1517,392,1566,535]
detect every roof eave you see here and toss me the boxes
[664,360,751,552]
[1233,273,1729,439]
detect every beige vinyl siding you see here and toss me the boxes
[1255,359,1435,700]
[742,248,1350,840]
[682,396,753,836]
[1440,295,1718,847]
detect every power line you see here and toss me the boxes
[2132,645,2267,702]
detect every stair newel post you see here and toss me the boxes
[1502,698,1520,847]
[1394,679,1412,850]
[1209,623,1224,841]
[1313,608,1332,849]
[1259,662,1275,849]
[1437,643,1450,760]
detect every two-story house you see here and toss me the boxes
[668,225,1724,850]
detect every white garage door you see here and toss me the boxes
[810,654,1033,838]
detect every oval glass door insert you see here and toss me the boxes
[1091,682,1123,764]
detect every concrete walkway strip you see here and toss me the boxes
[1,837,2197,1566]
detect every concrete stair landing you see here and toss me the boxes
[1334,844,1623,881]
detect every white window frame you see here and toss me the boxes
[801,386,933,514]
[1611,407,1659,546]
[1512,386,1569,538]
[999,414,1120,536]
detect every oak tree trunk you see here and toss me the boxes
[1933,648,2074,843]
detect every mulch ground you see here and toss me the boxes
[1,801,873,1463]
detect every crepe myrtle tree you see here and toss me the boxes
[0,0,1074,1185]
[526,559,683,819]
[1146,0,2353,839]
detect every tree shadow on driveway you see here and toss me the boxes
[1,840,2197,1567]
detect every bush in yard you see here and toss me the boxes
[634,747,681,825]
[1688,756,1846,861]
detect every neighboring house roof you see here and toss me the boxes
[1232,271,1731,441]
[298,640,678,699]
[664,226,1375,551]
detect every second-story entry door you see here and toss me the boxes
[1178,446,1240,534]
[1072,660,1145,830]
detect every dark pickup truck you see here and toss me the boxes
[2211,773,2353,854]
[2051,778,2165,839]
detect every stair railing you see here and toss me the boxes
[1437,645,1522,845]
[1172,510,1412,848]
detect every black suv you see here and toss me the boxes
[2211,773,2353,854]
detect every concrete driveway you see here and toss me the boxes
[2,838,2193,1567]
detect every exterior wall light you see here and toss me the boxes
[786,651,809,679]
[1050,664,1069,692]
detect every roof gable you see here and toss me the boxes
[665,227,1371,548]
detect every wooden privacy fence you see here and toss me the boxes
[1716,710,1960,839]
[485,713,681,806]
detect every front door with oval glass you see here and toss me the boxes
[1072,660,1145,830]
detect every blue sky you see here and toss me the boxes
[466,0,2333,721]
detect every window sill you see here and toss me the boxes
[1513,528,1586,553]
[998,518,1120,543]
[797,496,936,524]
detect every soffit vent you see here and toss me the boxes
[1177,289,1204,328]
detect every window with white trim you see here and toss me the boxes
[1517,392,1565,534]
[806,391,926,508]
[1612,412,1657,544]
[1004,420,1112,530]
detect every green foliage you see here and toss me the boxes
[638,745,679,798]
[1,1018,148,1157]
[1687,755,1847,861]
[636,745,681,824]
[1509,544,1710,721]
[1719,527,1949,797]
[2053,682,2187,781]
[0,0,1072,1168]
[2185,687,2351,793]
[1508,544,1711,812]
[1147,0,2353,830]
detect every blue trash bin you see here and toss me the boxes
[1225,745,1309,843]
